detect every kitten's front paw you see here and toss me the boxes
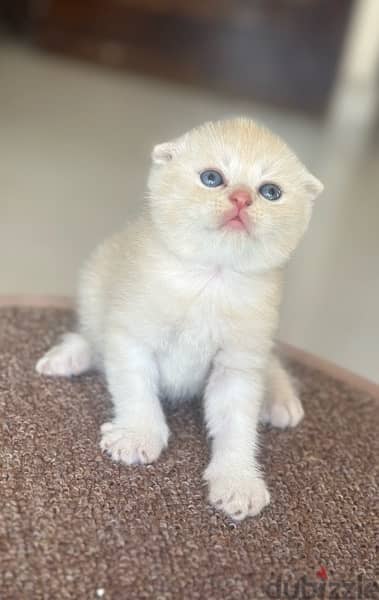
[204,466,270,521]
[100,420,169,465]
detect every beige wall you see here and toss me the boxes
[0,32,378,383]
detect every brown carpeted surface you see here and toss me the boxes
[0,307,378,600]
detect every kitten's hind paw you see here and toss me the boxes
[260,390,304,429]
[36,333,92,377]
[261,356,304,428]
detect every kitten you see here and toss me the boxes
[36,118,323,521]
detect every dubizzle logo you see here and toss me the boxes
[263,568,379,599]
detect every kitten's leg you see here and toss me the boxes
[36,333,93,377]
[203,352,270,521]
[100,334,169,465]
[260,356,304,428]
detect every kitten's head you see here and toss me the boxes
[148,118,323,271]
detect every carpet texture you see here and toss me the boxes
[0,307,377,600]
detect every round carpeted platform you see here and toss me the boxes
[0,307,378,599]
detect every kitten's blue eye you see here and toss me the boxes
[200,169,224,188]
[259,183,282,201]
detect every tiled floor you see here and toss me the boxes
[1,40,378,383]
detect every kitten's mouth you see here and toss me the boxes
[220,208,251,233]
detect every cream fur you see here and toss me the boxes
[36,118,323,521]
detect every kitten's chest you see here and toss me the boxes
[160,265,258,346]
[153,265,276,400]
[155,269,228,398]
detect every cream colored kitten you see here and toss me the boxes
[36,118,323,521]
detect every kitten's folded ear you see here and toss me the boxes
[152,142,176,164]
[304,171,324,200]
[152,135,186,165]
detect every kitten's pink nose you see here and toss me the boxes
[228,189,253,209]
